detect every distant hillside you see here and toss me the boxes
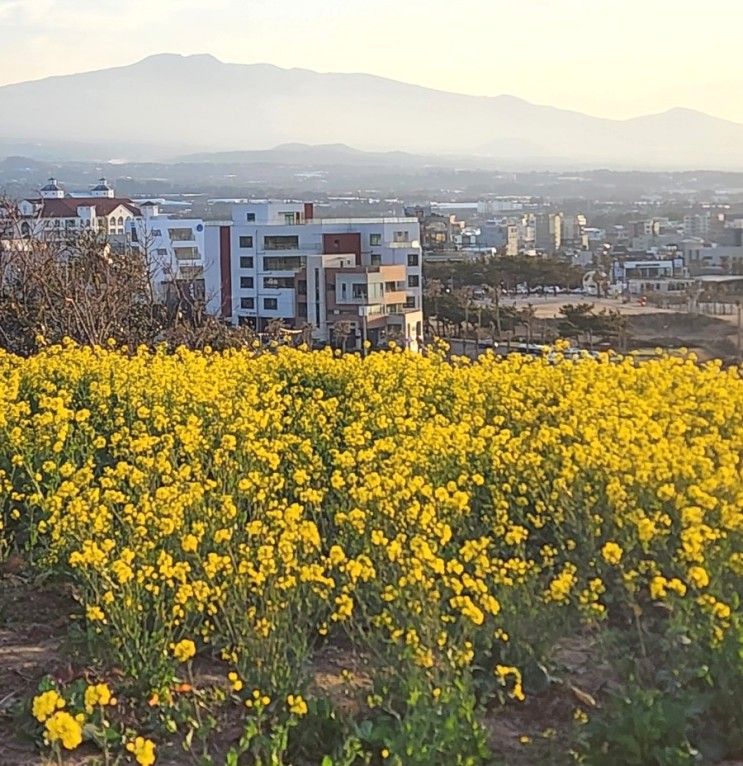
[177,143,430,167]
[1,54,743,168]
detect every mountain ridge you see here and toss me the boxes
[1,53,742,168]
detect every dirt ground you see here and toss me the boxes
[501,295,740,325]
[0,566,79,766]
[2,570,741,766]
[0,566,611,766]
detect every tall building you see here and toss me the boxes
[683,213,710,238]
[561,213,588,249]
[534,213,562,255]
[505,224,519,256]
[204,201,423,351]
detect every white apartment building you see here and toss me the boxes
[204,201,423,351]
[127,203,208,302]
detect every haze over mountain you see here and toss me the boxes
[1,53,742,169]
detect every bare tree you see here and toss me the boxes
[0,198,258,354]
[332,320,353,353]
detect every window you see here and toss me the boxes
[407,253,419,267]
[240,276,254,289]
[168,228,194,241]
[408,274,420,288]
[173,246,199,260]
[239,256,254,269]
[371,254,382,266]
[264,235,299,251]
[240,297,255,310]
[263,256,302,271]
[239,235,254,248]
[179,266,204,280]
[151,228,162,236]
[282,212,298,224]
[370,233,382,246]
[394,231,409,243]
[156,248,168,256]
[405,296,416,308]
[263,276,294,289]
[246,213,256,222]
[352,284,368,300]
[264,298,278,310]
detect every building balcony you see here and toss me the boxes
[382,290,408,305]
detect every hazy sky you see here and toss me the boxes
[1,0,742,122]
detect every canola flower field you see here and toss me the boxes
[0,343,741,766]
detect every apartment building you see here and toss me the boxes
[683,213,711,238]
[534,212,562,255]
[127,202,207,302]
[204,201,423,351]
[561,214,588,249]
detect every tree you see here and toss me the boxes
[423,255,585,296]
[0,224,161,355]
[422,278,444,334]
[0,198,259,355]
[332,320,353,353]
[558,304,630,350]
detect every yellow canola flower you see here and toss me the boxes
[0,344,740,730]
[688,566,710,589]
[84,682,113,712]
[601,541,623,566]
[32,690,65,722]
[171,639,196,663]
[127,736,157,766]
[287,693,308,716]
[45,710,83,750]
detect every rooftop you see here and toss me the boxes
[23,197,141,218]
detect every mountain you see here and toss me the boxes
[1,53,743,168]
[177,142,436,167]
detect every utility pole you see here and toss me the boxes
[360,307,369,357]
[737,301,742,363]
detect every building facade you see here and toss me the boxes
[3,179,208,303]
[204,201,423,350]
[534,212,562,255]
[14,177,140,238]
[127,203,208,303]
